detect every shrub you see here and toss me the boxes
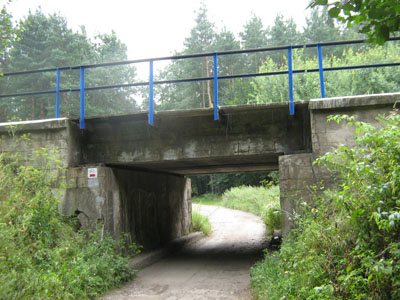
[191,211,212,236]
[251,112,400,300]
[0,145,136,299]
[192,193,222,205]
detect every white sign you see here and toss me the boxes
[88,168,98,179]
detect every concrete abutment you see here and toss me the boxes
[63,166,192,250]
[279,93,399,236]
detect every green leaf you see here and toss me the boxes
[329,7,341,18]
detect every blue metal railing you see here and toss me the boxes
[1,37,400,129]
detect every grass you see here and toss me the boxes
[221,185,281,235]
[191,211,212,236]
[192,193,222,205]
[193,185,281,235]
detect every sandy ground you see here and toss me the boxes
[100,204,268,300]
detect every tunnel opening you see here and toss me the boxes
[185,170,281,259]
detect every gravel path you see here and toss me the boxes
[100,204,267,300]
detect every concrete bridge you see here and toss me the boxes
[0,93,398,249]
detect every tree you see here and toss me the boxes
[309,0,400,44]
[0,0,20,74]
[239,15,268,73]
[249,43,400,103]
[265,15,302,67]
[156,4,217,110]
[1,10,138,121]
[303,7,342,43]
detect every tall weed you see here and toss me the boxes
[251,112,400,300]
[0,145,136,299]
[191,211,212,236]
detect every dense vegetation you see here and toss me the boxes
[0,142,136,299]
[193,184,281,235]
[251,112,400,299]
[310,0,400,44]
[191,211,212,237]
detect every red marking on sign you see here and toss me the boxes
[89,174,96,177]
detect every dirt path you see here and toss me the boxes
[100,204,268,300]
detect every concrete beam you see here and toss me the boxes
[81,101,311,175]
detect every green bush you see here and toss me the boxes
[0,146,136,299]
[251,112,400,300]
[222,185,281,234]
[192,193,222,205]
[191,211,212,236]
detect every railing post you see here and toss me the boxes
[213,53,219,121]
[288,47,294,115]
[79,67,85,129]
[148,60,154,126]
[55,68,60,118]
[317,44,326,98]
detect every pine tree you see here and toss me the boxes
[3,10,138,121]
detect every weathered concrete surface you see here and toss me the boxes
[81,102,311,175]
[279,153,321,236]
[310,93,399,157]
[279,92,400,235]
[63,166,191,250]
[100,204,267,300]
[0,117,81,168]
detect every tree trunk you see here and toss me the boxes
[31,97,35,120]
[63,93,68,117]
[41,102,44,119]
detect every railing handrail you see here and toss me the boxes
[2,37,399,77]
[1,37,400,128]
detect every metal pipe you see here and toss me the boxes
[1,62,400,99]
[80,67,85,129]
[288,47,294,115]
[3,37,399,77]
[213,53,219,121]
[317,45,326,98]
[55,68,60,118]
[148,60,154,125]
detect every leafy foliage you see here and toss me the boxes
[190,171,278,196]
[191,211,212,236]
[0,143,136,299]
[249,42,400,103]
[309,0,400,44]
[251,112,400,299]
[0,0,20,74]
[221,185,281,235]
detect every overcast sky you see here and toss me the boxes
[8,0,312,60]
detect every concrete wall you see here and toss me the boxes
[0,118,81,168]
[62,166,192,250]
[279,93,400,236]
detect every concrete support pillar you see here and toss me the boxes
[61,166,192,250]
[279,153,319,237]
